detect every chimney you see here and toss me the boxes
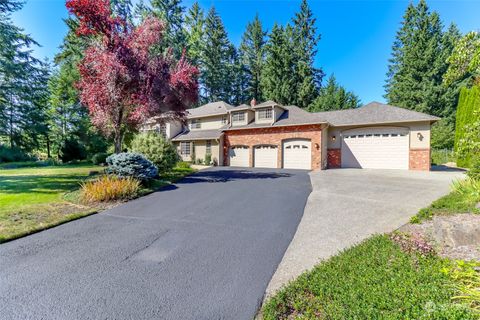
[250,98,257,107]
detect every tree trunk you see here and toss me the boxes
[46,134,51,158]
[114,131,123,154]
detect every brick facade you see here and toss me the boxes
[327,148,341,168]
[409,148,431,171]
[223,124,323,170]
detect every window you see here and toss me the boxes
[232,111,245,122]
[156,123,167,138]
[206,140,211,154]
[180,142,191,155]
[257,108,272,120]
[190,119,201,129]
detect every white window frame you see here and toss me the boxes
[190,119,201,129]
[180,142,191,155]
[206,140,212,154]
[257,108,272,120]
[232,111,245,122]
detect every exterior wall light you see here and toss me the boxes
[417,132,424,141]
[332,135,336,141]
[315,143,320,149]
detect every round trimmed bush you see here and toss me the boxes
[106,152,158,181]
[130,132,179,173]
[59,138,87,163]
[92,152,109,165]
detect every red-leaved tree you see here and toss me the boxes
[66,0,198,153]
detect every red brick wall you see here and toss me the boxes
[223,124,323,170]
[327,148,341,168]
[409,148,431,171]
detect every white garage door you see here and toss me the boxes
[341,127,409,170]
[229,146,250,167]
[283,139,311,170]
[254,145,278,168]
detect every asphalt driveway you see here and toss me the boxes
[266,167,465,296]
[0,168,312,320]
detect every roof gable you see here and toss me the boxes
[186,101,234,118]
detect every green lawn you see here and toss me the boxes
[0,163,195,243]
[262,235,477,320]
[0,164,103,242]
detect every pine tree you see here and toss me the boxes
[184,2,204,66]
[292,0,323,108]
[239,14,266,101]
[201,7,235,103]
[261,24,296,104]
[308,74,360,112]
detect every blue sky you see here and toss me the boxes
[11,0,480,104]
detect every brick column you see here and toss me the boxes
[327,148,341,168]
[409,148,431,171]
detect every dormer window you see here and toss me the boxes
[257,108,272,120]
[190,119,201,129]
[232,111,245,122]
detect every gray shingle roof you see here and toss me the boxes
[171,129,224,141]
[223,105,326,130]
[186,101,234,118]
[316,101,440,126]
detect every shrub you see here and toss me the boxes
[0,145,32,162]
[59,138,87,163]
[455,86,480,168]
[80,175,140,202]
[452,178,480,202]
[443,260,480,313]
[467,158,480,180]
[205,153,212,165]
[91,152,109,165]
[431,149,456,165]
[106,152,158,181]
[176,161,191,169]
[130,132,179,173]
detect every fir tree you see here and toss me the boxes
[261,24,296,105]
[110,0,133,23]
[292,0,323,108]
[201,7,235,103]
[239,14,266,101]
[184,2,204,67]
[308,74,360,112]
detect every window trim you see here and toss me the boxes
[257,107,273,120]
[232,111,245,122]
[180,142,191,155]
[206,140,212,154]
[190,119,201,129]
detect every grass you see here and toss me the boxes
[0,163,103,242]
[0,163,195,243]
[262,235,477,320]
[410,178,480,223]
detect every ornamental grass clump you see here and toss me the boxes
[80,175,140,202]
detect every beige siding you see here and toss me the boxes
[274,106,285,121]
[409,122,431,149]
[321,125,328,169]
[167,121,183,139]
[326,122,432,150]
[188,115,225,130]
[175,140,222,165]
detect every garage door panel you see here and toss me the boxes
[283,140,311,170]
[254,145,278,168]
[341,128,409,170]
[229,146,249,167]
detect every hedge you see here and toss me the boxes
[454,86,480,168]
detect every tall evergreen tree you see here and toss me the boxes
[261,24,296,104]
[184,2,204,66]
[385,0,445,115]
[239,14,266,101]
[150,0,187,58]
[0,0,48,151]
[200,7,235,103]
[308,74,360,112]
[292,0,323,108]
[110,0,133,23]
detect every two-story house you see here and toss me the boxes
[144,99,439,171]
